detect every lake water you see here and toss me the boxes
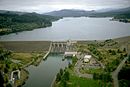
[23,54,71,87]
[0,17,130,41]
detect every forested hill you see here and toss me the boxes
[44,9,95,17]
[44,7,130,17]
[0,11,61,35]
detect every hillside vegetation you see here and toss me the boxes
[113,13,130,23]
[0,12,60,35]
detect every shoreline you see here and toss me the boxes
[111,18,130,23]
[0,35,129,43]
[0,35,130,41]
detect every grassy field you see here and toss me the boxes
[0,41,49,67]
[80,68,103,74]
[68,69,111,87]
[55,67,111,87]
[12,52,46,65]
[12,53,34,64]
[68,75,104,87]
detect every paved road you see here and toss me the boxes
[74,54,93,79]
[112,57,128,87]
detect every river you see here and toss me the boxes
[0,17,130,41]
[23,54,71,87]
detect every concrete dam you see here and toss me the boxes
[50,40,77,55]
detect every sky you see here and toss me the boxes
[0,0,130,13]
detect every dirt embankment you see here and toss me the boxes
[0,41,51,52]
[114,36,130,44]
[77,36,130,45]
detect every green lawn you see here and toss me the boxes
[12,53,33,64]
[12,52,45,65]
[80,68,103,74]
[67,69,111,87]
[68,75,103,87]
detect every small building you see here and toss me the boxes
[64,52,77,57]
[84,55,92,63]
[10,70,21,84]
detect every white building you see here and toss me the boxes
[84,55,92,63]
[64,52,77,57]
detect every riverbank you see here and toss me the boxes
[0,51,47,87]
[53,56,110,87]
[112,13,130,23]
[110,18,130,23]
[12,49,50,86]
[0,41,51,87]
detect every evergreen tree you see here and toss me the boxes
[0,71,4,87]
[64,71,70,81]
[56,73,61,82]
[60,68,63,76]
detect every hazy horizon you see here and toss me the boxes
[0,0,130,13]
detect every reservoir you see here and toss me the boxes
[0,17,130,41]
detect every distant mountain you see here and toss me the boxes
[44,7,130,17]
[90,7,130,17]
[44,9,95,17]
[107,7,130,13]
[95,8,119,13]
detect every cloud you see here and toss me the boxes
[0,0,130,13]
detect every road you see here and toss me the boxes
[112,57,128,87]
[74,54,93,79]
